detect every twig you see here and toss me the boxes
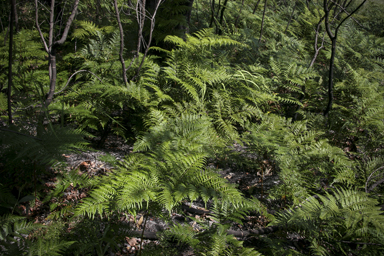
[365,166,384,193]
[54,70,103,95]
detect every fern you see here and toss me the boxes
[0,125,89,168]
[275,188,384,255]
[243,114,353,203]
[76,111,255,218]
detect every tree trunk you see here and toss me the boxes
[217,0,228,35]
[7,0,15,125]
[258,0,267,43]
[3,12,10,46]
[234,0,245,28]
[13,0,18,32]
[113,0,128,85]
[209,0,215,27]
[323,38,336,117]
[323,0,367,117]
[253,0,261,14]
[35,0,80,123]
[284,1,297,35]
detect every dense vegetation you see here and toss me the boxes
[1,0,384,255]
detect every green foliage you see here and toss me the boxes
[0,125,89,168]
[2,0,384,255]
[159,221,263,256]
[75,111,255,218]
[44,169,96,220]
[63,216,131,256]
[72,21,115,41]
[275,188,384,255]
[243,114,353,203]
[0,214,74,256]
[0,214,37,255]
[0,29,48,121]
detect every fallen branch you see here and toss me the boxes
[129,225,281,240]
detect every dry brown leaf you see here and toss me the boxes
[79,161,90,171]
[137,215,144,228]
[126,237,137,247]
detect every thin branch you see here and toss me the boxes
[331,0,369,29]
[334,0,367,36]
[48,0,54,51]
[113,0,128,85]
[309,15,326,68]
[258,0,268,43]
[35,0,49,52]
[367,178,384,193]
[284,1,297,35]
[54,70,103,95]
[365,166,384,193]
[324,0,335,40]
[135,0,163,78]
[54,0,80,45]
[252,0,261,14]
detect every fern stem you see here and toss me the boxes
[139,212,149,256]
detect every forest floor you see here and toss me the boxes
[25,135,288,255]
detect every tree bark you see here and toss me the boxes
[7,0,15,125]
[258,0,268,43]
[4,12,10,47]
[253,0,261,14]
[135,0,162,78]
[217,0,228,35]
[113,0,128,85]
[12,0,18,32]
[209,0,215,27]
[35,0,80,120]
[308,16,325,69]
[234,0,245,28]
[284,1,297,35]
[323,0,367,117]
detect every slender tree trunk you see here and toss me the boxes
[13,0,18,32]
[323,0,367,117]
[308,16,325,68]
[113,0,128,85]
[284,1,297,35]
[216,0,221,18]
[95,0,101,25]
[209,0,215,27]
[184,0,194,34]
[4,12,10,46]
[45,0,56,110]
[136,0,146,54]
[253,0,261,14]
[0,11,3,33]
[258,0,267,43]
[136,0,162,78]
[324,38,336,116]
[35,0,80,127]
[217,0,228,35]
[7,0,15,125]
